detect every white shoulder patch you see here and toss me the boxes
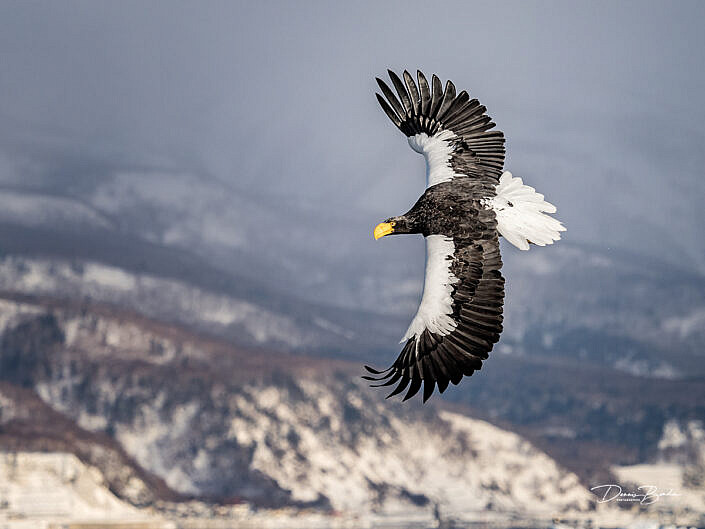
[408,130,459,188]
[402,234,459,343]
[487,171,566,250]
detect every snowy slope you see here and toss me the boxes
[222,383,591,515]
[0,295,595,518]
[0,256,361,352]
[497,244,705,376]
[611,419,705,523]
[1,178,704,378]
[0,452,144,521]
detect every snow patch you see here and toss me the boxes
[0,256,309,349]
[0,452,146,522]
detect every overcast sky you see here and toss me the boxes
[1,1,704,275]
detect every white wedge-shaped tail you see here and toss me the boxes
[489,171,566,250]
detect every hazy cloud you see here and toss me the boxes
[1,0,704,275]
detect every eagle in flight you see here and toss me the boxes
[364,70,565,403]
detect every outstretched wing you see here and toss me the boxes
[364,212,505,403]
[376,69,505,183]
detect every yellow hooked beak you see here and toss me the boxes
[373,221,395,240]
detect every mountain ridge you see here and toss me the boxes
[0,293,600,517]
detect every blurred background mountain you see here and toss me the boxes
[0,1,704,526]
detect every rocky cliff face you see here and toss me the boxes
[0,379,181,507]
[0,294,595,517]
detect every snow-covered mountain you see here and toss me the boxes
[0,173,704,521]
[3,293,701,525]
[0,251,406,360]
[0,257,323,350]
[0,452,145,522]
[611,419,705,520]
[500,243,705,376]
[0,173,702,374]
[0,294,598,521]
[0,181,703,524]
[1,175,704,380]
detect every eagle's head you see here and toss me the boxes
[373,203,426,240]
[373,216,403,239]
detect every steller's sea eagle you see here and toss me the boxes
[364,70,565,403]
